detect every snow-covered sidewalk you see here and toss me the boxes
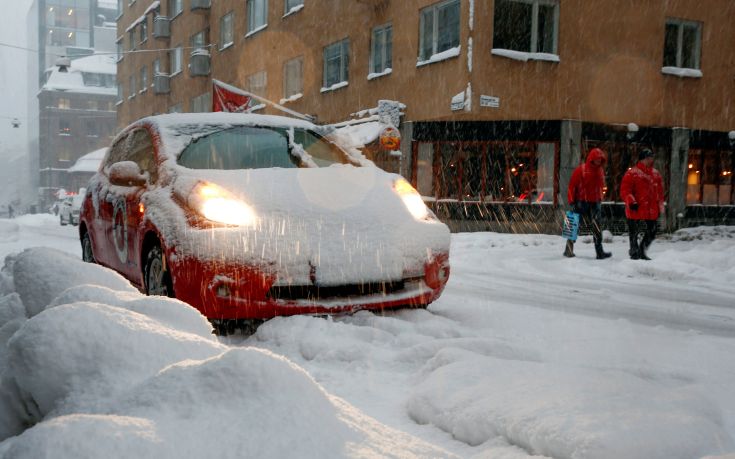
[0,214,733,458]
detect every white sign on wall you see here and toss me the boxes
[480,95,500,108]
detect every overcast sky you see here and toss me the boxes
[0,0,34,156]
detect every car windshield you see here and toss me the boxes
[177,125,352,170]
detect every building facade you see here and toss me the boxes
[116,0,735,232]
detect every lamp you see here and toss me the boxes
[627,122,639,140]
[728,130,735,148]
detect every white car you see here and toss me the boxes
[59,194,84,226]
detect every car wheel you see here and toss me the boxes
[60,215,67,226]
[144,244,174,297]
[81,231,95,263]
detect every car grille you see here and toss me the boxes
[267,280,406,301]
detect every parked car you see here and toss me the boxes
[79,113,450,323]
[59,194,84,226]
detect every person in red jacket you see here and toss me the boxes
[564,147,612,259]
[620,148,665,260]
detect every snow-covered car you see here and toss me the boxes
[78,113,450,321]
[59,194,84,226]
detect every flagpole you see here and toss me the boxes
[212,79,313,122]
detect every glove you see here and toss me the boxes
[629,202,639,211]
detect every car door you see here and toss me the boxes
[106,128,158,283]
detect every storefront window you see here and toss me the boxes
[686,150,701,204]
[719,150,733,205]
[686,149,733,205]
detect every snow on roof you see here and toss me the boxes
[42,54,117,95]
[68,147,107,173]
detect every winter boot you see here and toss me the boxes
[595,243,612,260]
[563,240,575,258]
[628,246,640,260]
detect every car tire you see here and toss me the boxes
[60,215,67,226]
[81,231,95,263]
[144,244,174,297]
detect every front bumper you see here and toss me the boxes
[169,252,450,320]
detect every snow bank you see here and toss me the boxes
[12,247,137,317]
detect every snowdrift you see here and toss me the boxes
[0,248,453,458]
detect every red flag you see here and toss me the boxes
[212,79,251,112]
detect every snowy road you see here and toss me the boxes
[1,214,734,458]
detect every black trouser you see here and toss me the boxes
[627,219,657,257]
[565,201,604,254]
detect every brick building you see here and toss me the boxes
[115,0,735,232]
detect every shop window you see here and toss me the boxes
[438,143,460,199]
[486,145,508,201]
[493,0,558,54]
[719,151,733,205]
[419,0,460,62]
[686,150,701,204]
[701,150,718,204]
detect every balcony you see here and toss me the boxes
[191,0,211,11]
[153,16,170,39]
[153,74,170,94]
[189,50,210,77]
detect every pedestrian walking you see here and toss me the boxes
[7,204,14,219]
[620,148,664,260]
[564,147,612,259]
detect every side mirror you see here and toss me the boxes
[108,161,147,187]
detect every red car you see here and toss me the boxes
[79,113,450,324]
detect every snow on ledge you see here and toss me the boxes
[492,48,560,63]
[661,67,703,78]
[279,93,303,104]
[245,24,268,38]
[417,46,460,67]
[282,4,304,18]
[367,68,392,80]
[320,81,348,93]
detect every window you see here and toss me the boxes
[246,71,267,97]
[140,17,148,43]
[153,58,161,76]
[323,39,349,88]
[116,39,123,61]
[87,100,97,110]
[687,149,733,205]
[190,30,208,51]
[284,0,303,14]
[140,66,148,92]
[170,46,183,75]
[128,28,135,50]
[170,0,182,17]
[220,12,234,49]
[419,0,460,62]
[283,57,303,98]
[117,84,123,103]
[168,103,183,113]
[191,92,211,113]
[58,98,70,109]
[370,24,392,75]
[86,120,97,137]
[493,0,558,54]
[663,18,701,69]
[129,75,136,98]
[59,120,71,136]
[247,0,268,34]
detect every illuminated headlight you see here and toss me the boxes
[394,178,429,220]
[189,183,257,226]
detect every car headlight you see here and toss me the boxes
[188,182,257,226]
[393,178,429,220]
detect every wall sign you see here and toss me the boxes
[480,95,500,108]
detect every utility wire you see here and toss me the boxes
[0,41,216,57]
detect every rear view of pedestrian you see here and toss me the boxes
[564,147,612,259]
[620,148,664,260]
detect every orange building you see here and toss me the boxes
[116,0,735,232]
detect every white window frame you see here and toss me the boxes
[170,0,183,18]
[220,12,234,50]
[663,18,702,70]
[370,23,392,76]
[170,46,183,76]
[283,56,303,99]
[247,0,268,35]
[322,38,349,89]
[492,0,559,55]
[139,17,148,43]
[418,0,460,62]
[140,66,148,93]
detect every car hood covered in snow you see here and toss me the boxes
[148,165,449,287]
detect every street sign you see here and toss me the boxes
[480,95,500,108]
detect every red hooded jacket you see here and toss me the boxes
[620,161,664,220]
[567,148,607,204]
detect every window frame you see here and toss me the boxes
[140,66,148,93]
[418,0,461,62]
[170,46,183,76]
[170,0,183,18]
[283,56,303,99]
[284,0,304,16]
[370,23,393,76]
[220,11,234,50]
[663,18,702,70]
[246,0,268,35]
[139,17,148,43]
[492,0,559,55]
[322,38,350,89]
